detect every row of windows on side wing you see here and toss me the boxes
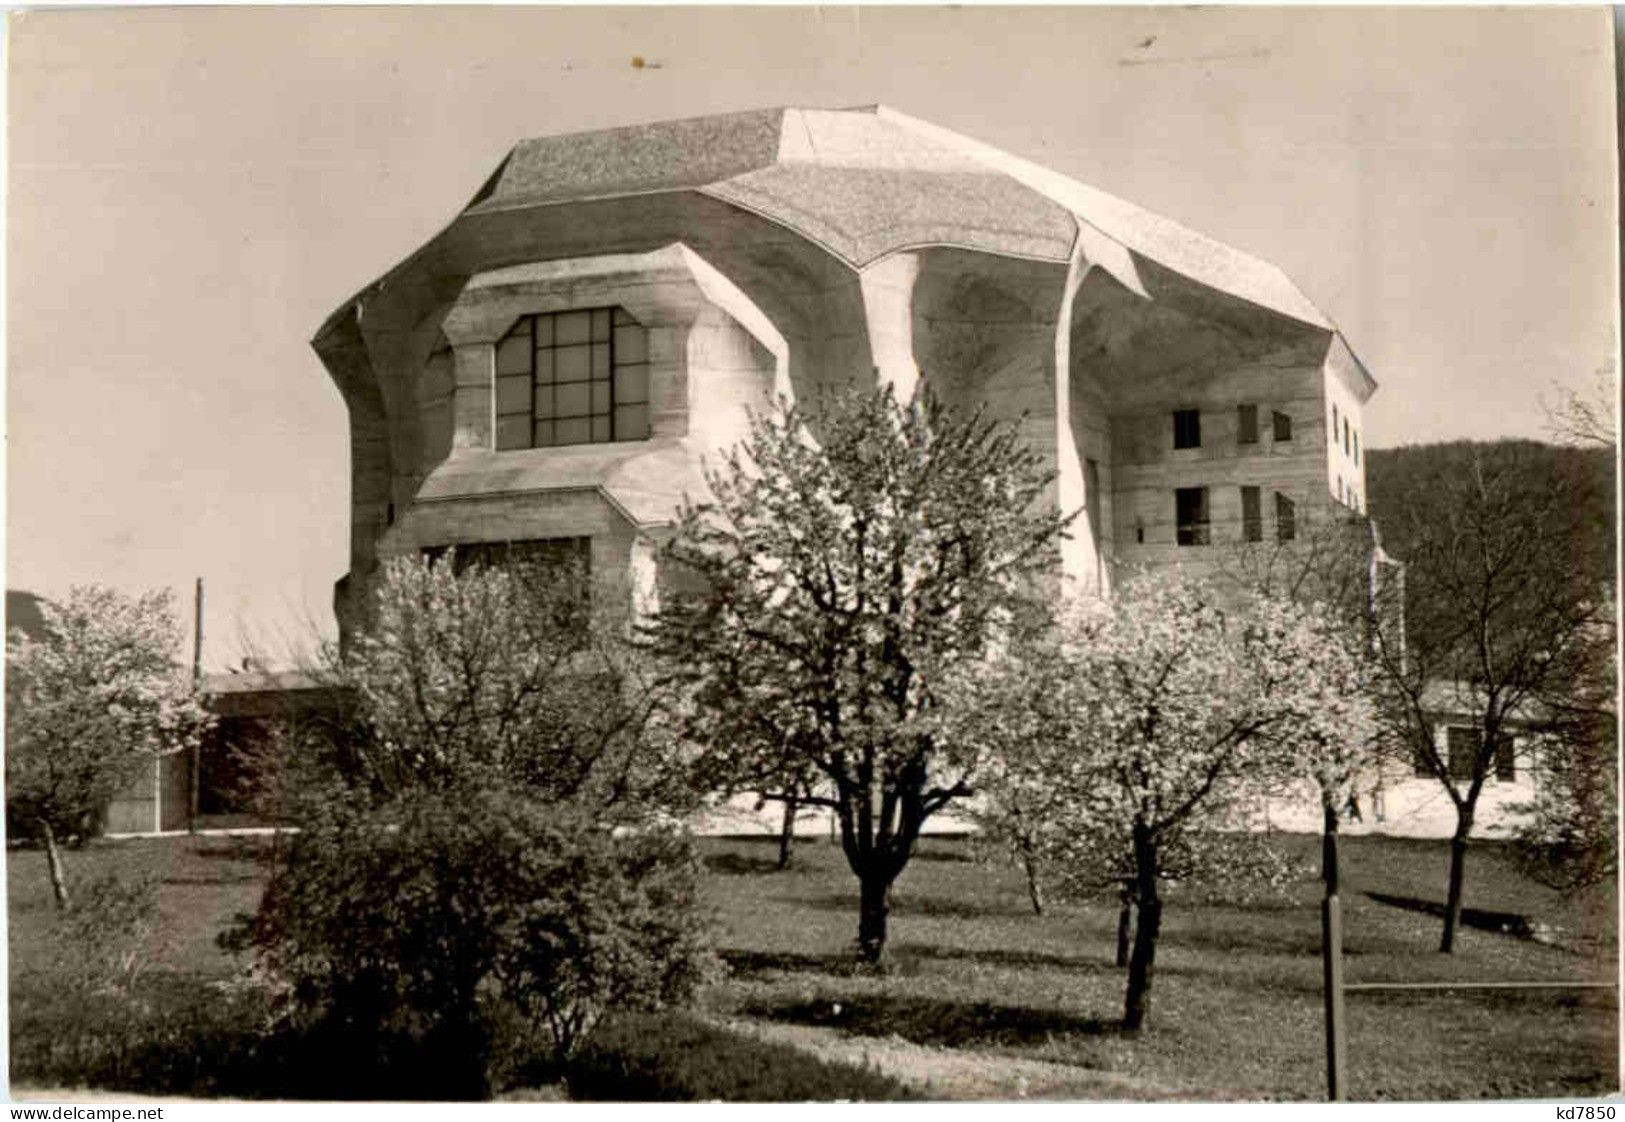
[1330,403,1361,465]
[1165,486,1294,547]
[1173,405,1292,450]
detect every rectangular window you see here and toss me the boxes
[1237,404,1258,445]
[1331,403,1339,438]
[1275,493,1296,542]
[1176,487,1209,546]
[1272,410,1292,442]
[1494,735,1516,781]
[1241,486,1262,542]
[1344,416,1351,455]
[1173,409,1201,450]
[1446,726,1480,781]
[1353,430,1360,465]
[494,307,650,451]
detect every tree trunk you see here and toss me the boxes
[1019,841,1045,916]
[41,819,69,910]
[777,795,797,870]
[857,870,893,966]
[1123,826,1162,1030]
[1115,881,1135,968]
[1440,817,1471,954]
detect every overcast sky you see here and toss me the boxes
[6,5,1617,666]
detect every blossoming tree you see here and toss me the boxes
[5,586,211,908]
[342,552,688,817]
[960,573,1351,1030]
[649,386,1068,964]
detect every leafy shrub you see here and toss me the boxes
[564,1011,918,1101]
[226,785,713,1099]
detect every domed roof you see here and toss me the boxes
[460,104,1334,331]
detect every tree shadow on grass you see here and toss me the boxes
[1364,891,1535,939]
[1167,921,1324,961]
[904,846,978,864]
[893,942,1114,974]
[798,894,1027,920]
[703,852,786,877]
[719,948,864,979]
[747,993,1124,1049]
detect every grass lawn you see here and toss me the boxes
[8,830,1618,1101]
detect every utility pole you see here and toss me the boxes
[189,577,203,834]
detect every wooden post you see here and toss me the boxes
[189,577,203,834]
[1322,810,1348,1102]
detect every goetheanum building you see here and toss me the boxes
[316,105,1377,642]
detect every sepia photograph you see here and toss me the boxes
[5,4,1619,1105]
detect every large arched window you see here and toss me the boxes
[494,307,650,450]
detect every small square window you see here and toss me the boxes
[1273,410,1292,442]
[1237,405,1258,445]
[1173,409,1201,450]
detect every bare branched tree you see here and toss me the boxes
[1367,443,1613,952]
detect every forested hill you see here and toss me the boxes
[1365,440,1616,591]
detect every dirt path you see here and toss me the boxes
[712,1015,1184,1101]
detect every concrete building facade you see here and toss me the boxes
[315,106,1376,636]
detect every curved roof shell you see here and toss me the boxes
[319,104,1356,347]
